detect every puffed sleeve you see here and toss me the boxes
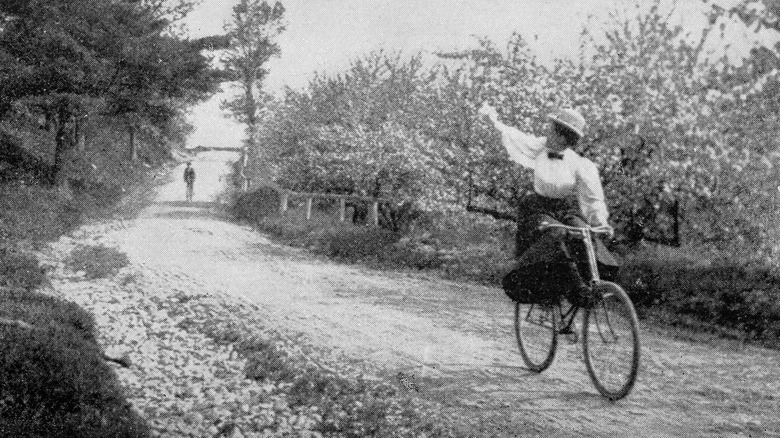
[576,159,609,227]
[491,119,546,169]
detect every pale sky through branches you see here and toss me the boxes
[183,0,776,149]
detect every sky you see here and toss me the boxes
[182,0,776,149]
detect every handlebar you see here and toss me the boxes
[539,221,613,236]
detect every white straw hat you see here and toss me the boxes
[548,108,585,138]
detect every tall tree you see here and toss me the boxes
[221,0,285,171]
[0,0,221,182]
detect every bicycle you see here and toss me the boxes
[514,221,641,400]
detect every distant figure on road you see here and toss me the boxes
[184,162,195,202]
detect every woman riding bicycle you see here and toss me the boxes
[479,103,619,305]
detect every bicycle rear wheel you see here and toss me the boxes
[515,301,558,372]
[583,282,640,400]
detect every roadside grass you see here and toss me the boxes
[619,244,780,346]
[233,194,780,347]
[0,183,83,247]
[0,287,150,438]
[66,244,130,279]
[0,245,48,290]
[0,163,168,437]
[239,201,517,284]
[197,313,466,438]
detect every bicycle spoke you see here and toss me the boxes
[515,302,558,372]
[583,283,640,400]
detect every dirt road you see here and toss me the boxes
[54,151,780,436]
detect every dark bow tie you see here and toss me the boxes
[547,151,564,160]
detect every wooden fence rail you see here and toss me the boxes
[280,190,389,227]
[235,154,387,226]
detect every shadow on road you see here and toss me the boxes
[156,200,216,209]
[153,210,224,220]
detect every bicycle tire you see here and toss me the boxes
[583,281,640,400]
[515,301,558,372]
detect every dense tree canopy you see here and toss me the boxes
[251,0,780,255]
[0,0,221,182]
[222,0,285,162]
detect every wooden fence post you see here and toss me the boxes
[339,198,346,222]
[280,192,288,213]
[305,197,313,220]
[370,200,379,227]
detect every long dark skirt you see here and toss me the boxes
[503,194,619,304]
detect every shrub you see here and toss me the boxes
[0,183,83,244]
[0,289,149,438]
[0,246,48,290]
[0,325,149,438]
[620,244,780,342]
[320,225,399,261]
[65,245,129,279]
[232,186,282,222]
[233,181,780,343]
[0,288,95,342]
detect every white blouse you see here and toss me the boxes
[492,119,609,227]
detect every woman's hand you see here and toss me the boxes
[478,102,499,122]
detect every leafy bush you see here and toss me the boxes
[0,183,83,245]
[231,186,282,222]
[320,225,399,260]
[65,245,129,279]
[236,188,780,343]
[0,289,149,438]
[620,244,780,342]
[250,207,401,263]
[0,288,95,341]
[0,246,48,290]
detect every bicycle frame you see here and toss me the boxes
[537,221,611,334]
[516,221,640,399]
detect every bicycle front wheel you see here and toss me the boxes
[583,282,640,400]
[515,302,558,372]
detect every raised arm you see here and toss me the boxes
[479,103,546,169]
[576,159,609,228]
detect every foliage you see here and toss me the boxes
[431,1,771,248]
[259,52,453,220]
[0,183,83,245]
[0,288,149,438]
[0,247,47,290]
[0,287,96,342]
[250,0,780,258]
[0,0,221,181]
[236,330,463,437]
[231,186,282,222]
[251,208,401,262]
[234,192,516,282]
[66,245,130,279]
[222,0,286,160]
[620,244,780,343]
[235,187,780,345]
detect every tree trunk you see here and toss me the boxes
[51,105,72,185]
[128,125,137,161]
[244,81,257,147]
[74,115,86,152]
[671,198,682,247]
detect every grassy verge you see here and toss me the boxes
[165,294,466,438]
[232,190,517,285]
[0,287,149,438]
[0,163,168,437]
[619,244,780,346]
[232,191,780,347]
